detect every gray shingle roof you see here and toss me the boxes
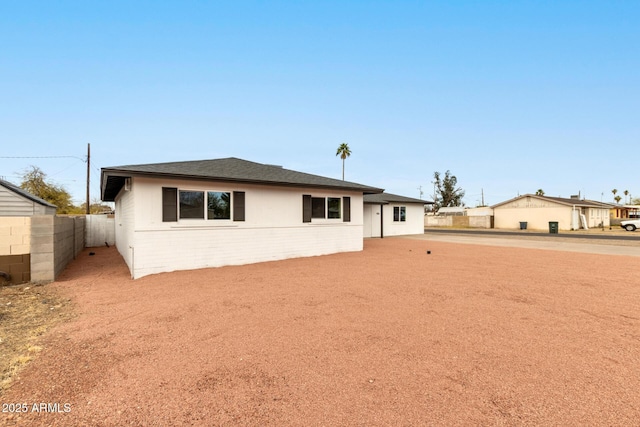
[0,179,57,208]
[364,192,431,205]
[101,157,384,201]
[491,194,613,209]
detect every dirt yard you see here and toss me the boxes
[1,238,639,426]
[0,284,73,392]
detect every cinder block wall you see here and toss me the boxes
[30,215,85,282]
[53,216,85,278]
[0,217,32,283]
[0,217,31,256]
[30,215,55,282]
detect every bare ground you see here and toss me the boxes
[1,238,639,426]
[0,284,73,392]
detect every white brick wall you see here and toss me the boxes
[131,225,363,278]
[117,177,365,279]
[115,187,135,273]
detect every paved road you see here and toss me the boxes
[407,228,640,257]
[424,227,640,241]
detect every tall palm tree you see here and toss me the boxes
[336,143,351,180]
[624,190,629,204]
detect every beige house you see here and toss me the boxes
[492,194,611,231]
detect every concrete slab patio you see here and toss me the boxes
[2,237,639,426]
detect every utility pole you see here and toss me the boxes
[481,188,485,206]
[417,185,423,200]
[86,143,90,214]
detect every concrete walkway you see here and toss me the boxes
[404,233,640,257]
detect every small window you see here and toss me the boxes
[208,191,231,220]
[303,195,312,223]
[312,197,325,218]
[180,191,204,219]
[162,187,178,222]
[328,198,341,219]
[394,206,406,222]
[343,197,351,222]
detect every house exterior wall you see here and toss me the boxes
[494,197,611,230]
[118,176,364,279]
[585,207,611,228]
[382,203,424,237]
[115,187,135,272]
[0,185,56,216]
[363,203,424,237]
[494,205,570,230]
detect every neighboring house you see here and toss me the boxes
[609,204,640,221]
[0,179,57,216]
[492,194,611,231]
[101,158,383,279]
[363,193,429,238]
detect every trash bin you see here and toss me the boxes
[549,221,559,234]
[519,222,527,230]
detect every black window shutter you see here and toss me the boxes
[233,191,245,221]
[302,195,312,223]
[162,187,178,222]
[343,196,351,222]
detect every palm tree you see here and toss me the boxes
[615,195,622,204]
[336,143,351,180]
[535,189,545,196]
[624,190,629,204]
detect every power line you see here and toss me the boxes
[0,155,86,161]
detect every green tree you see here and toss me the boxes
[336,143,351,180]
[614,195,622,204]
[535,189,545,196]
[433,170,465,212]
[19,166,76,214]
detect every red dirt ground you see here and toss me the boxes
[1,238,639,426]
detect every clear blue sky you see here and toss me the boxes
[1,1,638,206]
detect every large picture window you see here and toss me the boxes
[207,191,231,220]
[302,194,351,223]
[180,191,205,219]
[172,189,237,221]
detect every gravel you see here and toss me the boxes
[2,238,639,426]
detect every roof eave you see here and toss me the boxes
[100,169,383,201]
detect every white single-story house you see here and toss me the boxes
[101,158,383,279]
[492,194,611,231]
[363,193,430,238]
[0,179,57,216]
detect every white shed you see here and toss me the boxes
[0,179,57,216]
